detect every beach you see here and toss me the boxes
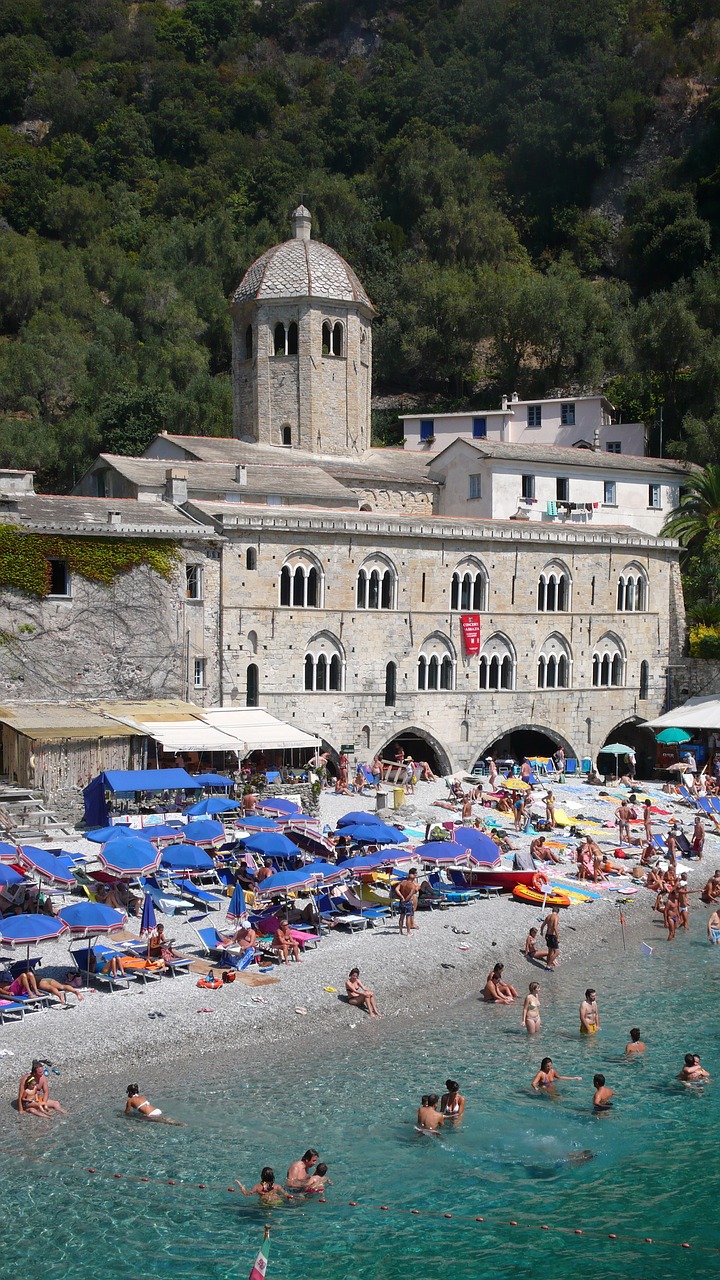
[0,776,712,1090]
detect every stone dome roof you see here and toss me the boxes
[232,207,373,311]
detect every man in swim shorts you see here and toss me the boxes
[397,869,419,935]
[540,907,560,969]
[580,988,599,1034]
[287,1149,318,1189]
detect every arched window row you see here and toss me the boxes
[304,633,344,692]
[537,654,569,689]
[537,566,570,612]
[356,556,397,610]
[592,635,626,688]
[273,322,298,357]
[617,569,647,612]
[478,633,515,690]
[418,653,454,691]
[450,562,488,611]
[279,554,323,608]
[321,321,344,357]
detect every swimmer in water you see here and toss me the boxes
[579,988,599,1035]
[440,1079,465,1119]
[304,1163,332,1193]
[416,1094,444,1131]
[625,1027,646,1055]
[522,982,542,1035]
[124,1084,181,1124]
[532,1057,582,1092]
[236,1167,294,1205]
[593,1073,614,1110]
[678,1053,710,1084]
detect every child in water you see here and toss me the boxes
[304,1163,332,1193]
[593,1074,614,1110]
[236,1168,294,1206]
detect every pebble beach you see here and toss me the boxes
[0,776,713,1090]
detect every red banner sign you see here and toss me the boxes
[460,614,481,655]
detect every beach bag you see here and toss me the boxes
[222,970,236,984]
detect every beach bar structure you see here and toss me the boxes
[0,702,141,797]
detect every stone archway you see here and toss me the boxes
[599,717,657,778]
[473,722,579,769]
[377,726,453,777]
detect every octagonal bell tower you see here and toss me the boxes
[230,207,374,456]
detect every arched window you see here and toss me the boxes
[304,633,345,692]
[639,660,649,700]
[537,634,572,689]
[246,547,257,571]
[287,322,298,355]
[592,634,626,688]
[361,724,371,749]
[246,663,258,707]
[281,425,292,447]
[356,554,397,611]
[321,321,331,355]
[617,565,648,612]
[478,633,515,690]
[246,629,258,655]
[385,661,396,707]
[417,634,455,691]
[245,325,253,359]
[332,322,343,357]
[274,322,286,356]
[279,551,323,609]
[450,558,488,611]
[537,562,571,612]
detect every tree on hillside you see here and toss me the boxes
[662,464,720,548]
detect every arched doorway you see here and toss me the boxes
[379,728,452,777]
[474,724,577,770]
[599,719,657,778]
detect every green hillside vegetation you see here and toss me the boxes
[1,0,720,496]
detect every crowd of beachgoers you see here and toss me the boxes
[2,751,719,1104]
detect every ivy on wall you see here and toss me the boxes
[0,525,180,597]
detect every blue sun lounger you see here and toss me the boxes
[0,999,27,1024]
[173,878,224,913]
[70,945,131,993]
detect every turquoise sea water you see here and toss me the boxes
[2,910,720,1280]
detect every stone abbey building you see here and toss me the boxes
[0,209,689,782]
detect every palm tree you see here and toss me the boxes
[662,464,720,549]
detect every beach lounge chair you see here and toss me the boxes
[254,914,320,950]
[172,878,225,913]
[70,945,131,993]
[342,888,390,922]
[447,870,484,898]
[117,936,193,977]
[0,999,27,1023]
[315,891,367,931]
[697,799,716,820]
[652,835,667,852]
[427,872,473,904]
[140,877,195,916]
[677,786,696,805]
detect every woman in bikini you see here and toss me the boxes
[532,1058,582,1092]
[345,967,381,1018]
[236,1167,294,1205]
[522,982,542,1035]
[125,1083,180,1124]
[439,1079,465,1119]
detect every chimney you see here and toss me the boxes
[107,510,122,527]
[164,466,188,506]
[290,204,312,242]
[593,428,600,452]
[501,395,508,411]
[511,391,519,403]
[235,464,247,487]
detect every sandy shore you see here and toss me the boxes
[0,777,714,1089]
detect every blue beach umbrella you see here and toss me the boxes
[336,811,384,829]
[416,840,467,865]
[236,815,280,832]
[242,832,303,858]
[185,797,241,817]
[336,852,391,873]
[301,859,347,885]
[183,819,225,845]
[254,866,325,897]
[227,882,247,922]
[0,914,67,946]
[99,838,160,877]
[58,902,126,936]
[140,892,157,936]
[195,774,234,789]
[0,864,24,887]
[656,728,692,744]
[17,846,77,886]
[0,841,21,862]
[256,798,301,817]
[159,844,214,872]
[285,825,335,857]
[453,828,502,868]
[341,823,407,845]
[140,824,187,843]
[84,825,145,844]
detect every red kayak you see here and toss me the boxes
[465,868,548,893]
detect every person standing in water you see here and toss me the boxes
[287,1149,318,1189]
[236,1168,294,1205]
[440,1079,465,1119]
[416,1094,444,1131]
[580,988,600,1035]
[522,982,542,1034]
[532,1058,582,1091]
[625,1028,646,1055]
[592,1074,614,1110]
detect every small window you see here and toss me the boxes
[186,565,203,600]
[556,477,569,502]
[246,548,257,571]
[332,322,343,357]
[193,657,206,688]
[287,322,298,356]
[606,441,622,454]
[385,661,396,707]
[96,470,107,498]
[527,405,542,428]
[468,474,482,500]
[48,559,70,597]
[472,417,487,439]
[560,402,575,426]
[321,322,331,355]
[648,483,662,509]
[639,660,649,700]
[274,322,286,356]
[521,474,535,500]
[420,419,434,441]
[281,425,292,447]
[246,663,259,707]
[245,325,253,359]
[604,480,616,505]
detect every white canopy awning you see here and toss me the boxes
[108,714,248,754]
[643,696,720,731]
[203,707,320,753]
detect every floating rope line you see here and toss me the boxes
[1,1147,718,1255]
